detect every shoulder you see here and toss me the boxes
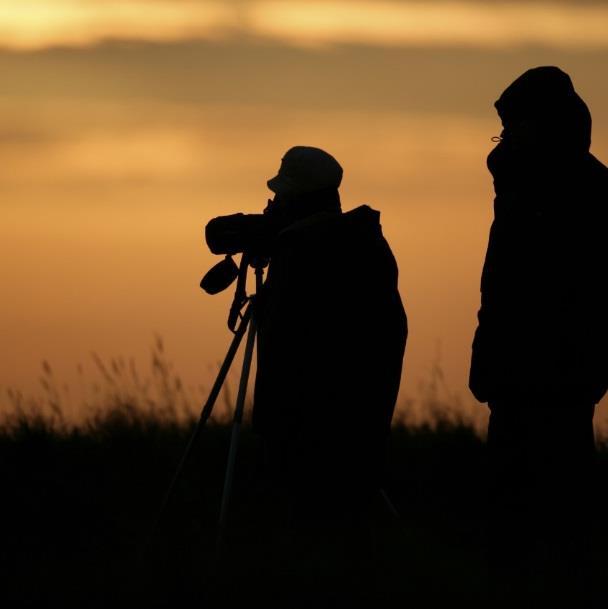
[277,204,383,246]
[586,153,608,184]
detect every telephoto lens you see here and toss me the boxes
[205,213,272,256]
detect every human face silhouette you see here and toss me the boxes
[501,119,546,155]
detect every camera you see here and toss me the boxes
[200,190,334,296]
[205,212,274,258]
[201,204,278,296]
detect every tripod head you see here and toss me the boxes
[226,253,267,333]
[201,252,267,333]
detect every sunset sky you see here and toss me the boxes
[2,0,608,420]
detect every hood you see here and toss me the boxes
[495,66,591,154]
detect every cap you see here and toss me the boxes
[267,146,343,196]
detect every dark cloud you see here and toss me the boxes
[0,127,52,143]
[0,38,606,121]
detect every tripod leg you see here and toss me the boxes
[147,304,252,545]
[379,488,400,520]
[216,308,257,551]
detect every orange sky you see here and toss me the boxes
[2,1,608,424]
[1,1,608,50]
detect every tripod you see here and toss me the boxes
[148,252,400,558]
[151,259,264,551]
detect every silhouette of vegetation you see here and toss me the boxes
[2,344,607,608]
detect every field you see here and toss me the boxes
[3,347,608,608]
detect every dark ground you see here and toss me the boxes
[2,407,608,608]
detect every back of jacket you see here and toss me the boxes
[253,204,407,486]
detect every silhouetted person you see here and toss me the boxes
[252,146,407,607]
[470,67,608,608]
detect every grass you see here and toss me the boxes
[2,343,608,608]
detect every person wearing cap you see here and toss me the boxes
[252,146,407,604]
[469,67,608,607]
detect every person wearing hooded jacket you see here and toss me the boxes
[251,146,407,606]
[469,67,608,608]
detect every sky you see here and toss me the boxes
[2,0,608,422]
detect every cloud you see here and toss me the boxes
[0,107,493,188]
[47,128,204,180]
[1,39,607,119]
[0,1,233,50]
[1,1,608,51]
[248,1,608,50]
